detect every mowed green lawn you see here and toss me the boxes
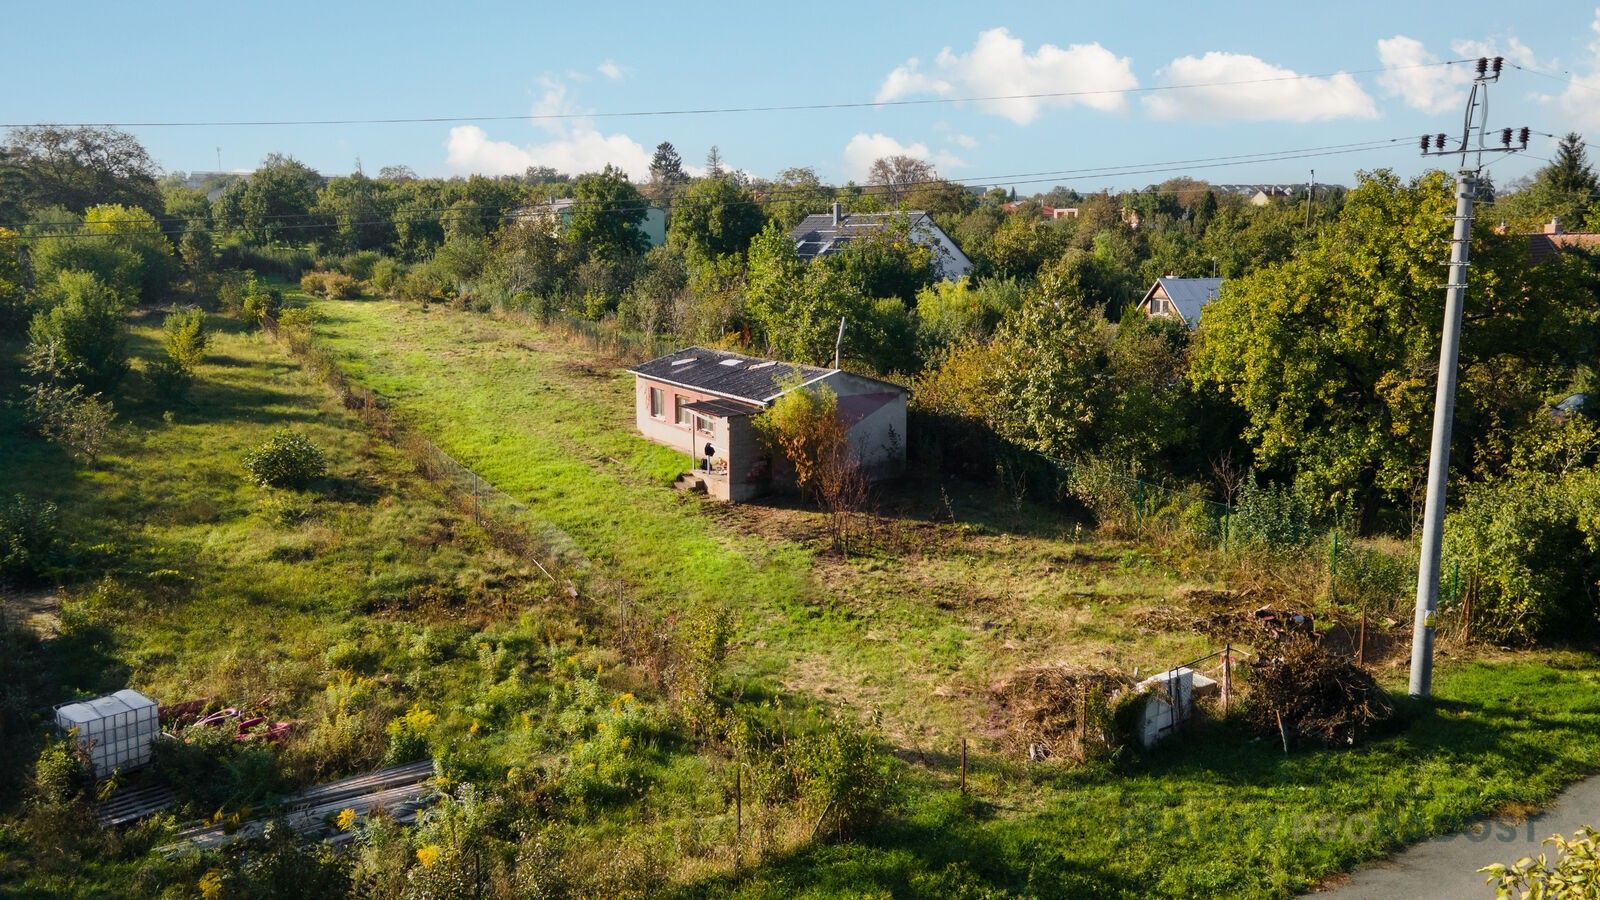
[304,296,1219,746]
[304,296,1600,897]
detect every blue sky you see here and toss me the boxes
[6,1,1600,191]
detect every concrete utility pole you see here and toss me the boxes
[1306,169,1315,228]
[1409,56,1527,698]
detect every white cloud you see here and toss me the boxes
[445,125,653,180]
[950,133,978,149]
[876,28,1138,124]
[443,77,652,180]
[1144,52,1376,121]
[1377,36,1467,114]
[842,133,966,181]
[598,60,625,81]
[1380,33,1551,115]
[1559,10,1600,132]
[875,57,952,103]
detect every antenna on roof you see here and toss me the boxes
[834,316,846,369]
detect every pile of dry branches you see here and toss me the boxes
[989,666,1135,761]
[1245,637,1392,749]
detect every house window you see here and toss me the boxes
[675,395,692,426]
[695,414,715,434]
[648,387,665,418]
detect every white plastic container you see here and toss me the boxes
[54,690,160,777]
[1136,667,1196,748]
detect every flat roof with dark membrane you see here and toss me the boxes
[682,398,762,418]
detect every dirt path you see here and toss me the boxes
[2,589,61,637]
[1309,776,1600,898]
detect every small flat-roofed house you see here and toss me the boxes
[628,347,908,501]
[1136,276,1225,329]
[790,204,972,280]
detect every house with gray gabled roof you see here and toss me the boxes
[628,346,907,501]
[1136,277,1225,329]
[790,203,972,280]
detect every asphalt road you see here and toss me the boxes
[1309,776,1600,898]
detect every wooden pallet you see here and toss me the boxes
[98,784,178,828]
[159,759,438,853]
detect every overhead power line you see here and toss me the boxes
[1,138,1410,242]
[1508,62,1600,98]
[0,61,1473,129]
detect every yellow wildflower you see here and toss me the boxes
[619,737,631,751]
[416,844,442,868]
[335,808,358,831]
[469,720,480,735]
[198,869,224,899]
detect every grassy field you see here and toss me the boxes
[305,296,1219,748]
[5,292,1600,897]
[0,309,719,894]
[298,295,1600,896]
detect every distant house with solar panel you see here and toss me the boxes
[790,203,972,281]
[1135,276,1225,330]
[628,346,908,501]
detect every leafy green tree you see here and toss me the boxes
[164,306,207,370]
[914,276,1019,350]
[0,126,162,215]
[391,180,446,259]
[25,383,115,463]
[867,155,936,207]
[0,494,59,584]
[179,220,214,280]
[161,182,214,226]
[244,430,327,488]
[766,167,832,229]
[749,255,871,366]
[565,165,648,259]
[241,154,325,244]
[0,227,26,325]
[29,204,176,303]
[667,177,763,259]
[988,272,1109,457]
[482,219,579,301]
[211,179,248,236]
[1192,169,1600,522]
[80,204,177,300]
[904,179,978,220]
[315,173,397,252]
[822,215,936,303]
[982,216,1070,280]
[1101,312,1198,472]
[27,270,129,393]
[152,306,207,400]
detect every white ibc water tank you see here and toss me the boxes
[54,690,160,778]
